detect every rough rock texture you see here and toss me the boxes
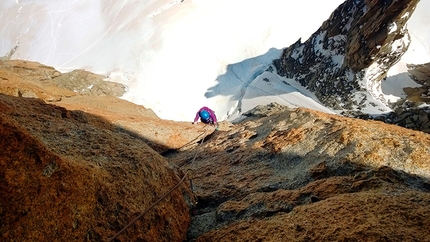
[170,103,430,241]
[0,59,213,153]
[2,60,430,241]
[0,60,217,241]
[369,62,430,133]
[377,101,430,133]
[408,62,430,91]
[0,59,73,101]
[274,0,419,114]
[0,94,192,241]
[272,0,430,134]
[53,69,126,97]
[0,59,125,100]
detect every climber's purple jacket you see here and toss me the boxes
[194,106,217,124]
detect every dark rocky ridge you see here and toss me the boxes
[273,0,430,133]
[275,0,418,109]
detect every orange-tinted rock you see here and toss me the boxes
[2,58,430,242]
[172,103,430,241]
[0,94,191,241]
[0,59,214,153]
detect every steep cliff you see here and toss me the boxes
[0,59,209,241]
[1,59,430,241]
[171,103,430,241]
[273,0,430,133]
[275,0,419,111]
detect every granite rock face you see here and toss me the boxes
[0,60,216,241]
[393,62,430,132]
[367,62,430,133]
[274,0,423,125]
[0,94,192,242]
[2,35,430,242]
[0,59,211,153]
[170,102,430,241]
[1,60,430,241]
[0,59,125,101]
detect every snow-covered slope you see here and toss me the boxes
[0,0,429,121]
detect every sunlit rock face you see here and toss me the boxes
[0,59,214,241]
[1,59,430,242]
[0,93,192,242]
[274,0,419,114]
[171,102,430,242]
[0,59,212,153]
[0,59,125,101]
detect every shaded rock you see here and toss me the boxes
[2,59,430,241]
[197,189,430,242]
[54,94,214,153]
[0,59,214,153]
[365,99,430,134]
[272,0,430,134]
[170,102,430,241]
[406,62,430,103]
[0,94,191,242]
[408,62,430,85]
[274,0,419,114]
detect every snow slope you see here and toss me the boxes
[0,0,429,121]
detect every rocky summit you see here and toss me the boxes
[1,59,430,241]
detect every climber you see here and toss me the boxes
[193,106,219,130]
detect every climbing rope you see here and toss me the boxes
[179,125,211,215]
[108,169,192,241]
[175,124,213,150]
[107,125,210,241]
[189,125,209,162]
